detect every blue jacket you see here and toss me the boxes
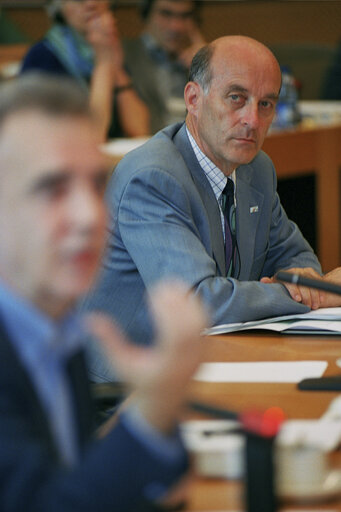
[0,321,188,511]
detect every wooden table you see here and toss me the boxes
[263,123,341,272]
[186,331,341,511]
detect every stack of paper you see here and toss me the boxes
[205,307,341,336]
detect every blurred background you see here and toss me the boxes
[1,0,341,258]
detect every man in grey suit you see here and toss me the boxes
[0,73,207,511]
[83,36,341,381]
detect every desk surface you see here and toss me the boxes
[186,331,341,511]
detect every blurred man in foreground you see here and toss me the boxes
[0,74,206,511]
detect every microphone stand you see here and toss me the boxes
[189,401,283,512]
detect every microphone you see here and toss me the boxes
[275,271,341,296]
[188,400,283,512]
[276,270,341,391]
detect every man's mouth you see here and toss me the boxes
[67,249,99,269]
[234,136,256,144]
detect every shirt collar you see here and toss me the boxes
[186,127,236,200]
[0,279,84,366]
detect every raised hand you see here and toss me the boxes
[87,281,208,433]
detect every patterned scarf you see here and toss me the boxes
[45,24,94,89]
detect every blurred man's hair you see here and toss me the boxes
[0,73,91,131]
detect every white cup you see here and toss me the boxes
[276,443,328,496]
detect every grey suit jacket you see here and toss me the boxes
[83,123,321,382]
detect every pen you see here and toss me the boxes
[275,271,341,296]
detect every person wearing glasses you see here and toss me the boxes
[123,0,205,133]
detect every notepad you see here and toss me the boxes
[205,307,341,336]
[193,361,328,383]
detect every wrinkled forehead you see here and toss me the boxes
[209,41,281,90]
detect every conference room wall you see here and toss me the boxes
[4,0,341,47]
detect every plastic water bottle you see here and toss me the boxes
[273,66,301,129]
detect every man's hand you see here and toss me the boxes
[87,282,208,434]
[320,267,341,307]
[86,10,123,69]
[261,267,323,309]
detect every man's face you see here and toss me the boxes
[0,111,107,317]
[146,0,197,56]
[185,43,281,175]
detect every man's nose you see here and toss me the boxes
[240,103,260,129]
[168,15,188,32]
[69,186,104,232]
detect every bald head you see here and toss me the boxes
[189,35,281,94]
[185,36,282,175]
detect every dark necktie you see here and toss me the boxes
[222,179,236,277]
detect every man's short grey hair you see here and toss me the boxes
[0,73,91,131]
[188,44,215,94]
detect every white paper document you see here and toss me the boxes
[193,361,328,383]
[205,307,341,336]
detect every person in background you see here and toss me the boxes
[123,0,205,133]
[82,36,341,383]
[21,0,149,141]
[0,73,207,511]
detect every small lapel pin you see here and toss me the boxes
[250,206,259,213]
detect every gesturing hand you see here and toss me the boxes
[87,281,208,433]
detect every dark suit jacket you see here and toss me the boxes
[0,321,188,511]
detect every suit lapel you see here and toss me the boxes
[235,164,264,279]
[173,125,226,276]
[0,318,94,461]
[0,319,59,461]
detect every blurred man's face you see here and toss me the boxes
[0,111,107,318]
[146,0,197,56]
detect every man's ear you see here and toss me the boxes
[184,81,202,115]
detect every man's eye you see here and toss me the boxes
[229,94,245,106]
[260,100,274,109]
[43,183,68,199]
